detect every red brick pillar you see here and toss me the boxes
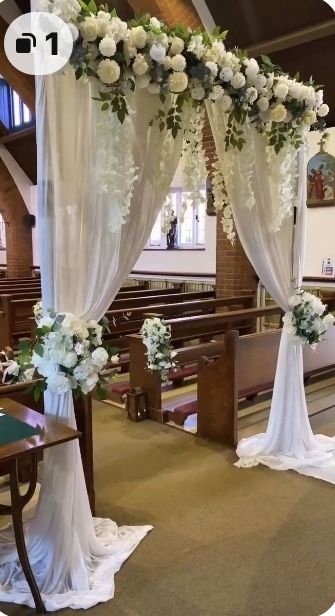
[0,158,33,278]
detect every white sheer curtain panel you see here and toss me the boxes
[0,68,183,610]
[207,101,335,482]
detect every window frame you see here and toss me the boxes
[0,76,35,131]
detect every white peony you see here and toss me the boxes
[220,67,233,82]
[47,373,70,394]
[323,313,335,327]
[318,104,329,118]
[73,359,94,381]
[253,73,267,90]
[130,25,148,49]
[257,96,270,112]
[92,347,109,369]
[96,10,111,37]
[106,17,128,42]
[191,85,206,100]
[61,352,78,369]
[205,61,218,77]
[303,109,317,126]
[168,71,188,93]
[132,54,149,76]
[80,372,99,395]
[148,82,161,94]
[171,54,186,72]
[220,94,233,112]
[61,314,89,339]
[245,58,259,79]
[150,43,166,63]
[273,82,289,100]
[80,15,98,42]
[231,72,246,89]
[169,36,184,56]
[246,87,258,104]
[99,36,117,58]
[269,104,287,123]
[97,59,120,85]
[209,85,224,101]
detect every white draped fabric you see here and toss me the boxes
[0,68,183,610]
[207,101,335,482]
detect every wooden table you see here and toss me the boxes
[0,398,81,613]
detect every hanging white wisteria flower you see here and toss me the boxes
[283,290,335,349]
[140,317,177,382]
[180,102,207,218]
[40,0,329,153]
[211,158,235,244]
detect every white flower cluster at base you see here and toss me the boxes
[32,310,112,395]
[283,290,335,349]
[140,317,177,382]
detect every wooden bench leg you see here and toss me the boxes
[9,457,46,613]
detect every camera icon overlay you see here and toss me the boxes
[4,12,73,76]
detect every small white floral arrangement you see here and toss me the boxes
[140,317,177,381]
[3,305,119,399]
[40,0,329,153]
[283,289,335,348]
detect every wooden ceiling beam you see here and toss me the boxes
[0,16,35,111]
[246,18,335,57]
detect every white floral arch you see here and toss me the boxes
[0,0,334,611]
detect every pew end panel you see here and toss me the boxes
[197,331,239,448]
[127,335,166,422]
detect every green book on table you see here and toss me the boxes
[0,408,40,447]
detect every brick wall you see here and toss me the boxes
[0,158,33,277]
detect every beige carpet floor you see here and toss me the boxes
[1,400,335,616]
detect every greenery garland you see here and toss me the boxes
[43,0,329,153]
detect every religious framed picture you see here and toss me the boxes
[307,136,335,208]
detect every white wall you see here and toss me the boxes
[305,127,335,277]
[0,145,39,266]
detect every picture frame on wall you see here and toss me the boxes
[307,135,335,209]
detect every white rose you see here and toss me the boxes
[205,61,218,77]
[148,82,161,94]
[92,347,109,369]
[61,314,89,339]
[269,104,287,123]
[47,373,70,395]
[62,352,78,369]
[302,110,317,126]
[209,40,226,63]
[323,313,335,327]
[187,34,205,60]
[168,71,188,93]
[80,15,98,42]
[106,17,128,42]
[257,96,270,112]
[97,59,120,85]
[220,94,233,112]
[318,104,329,118]
[209,85,224,101]
[130,25,148,49]
[169,36,184,56]
[132,54,149,76]
[231,72,246,89]
[150,43,166,63]
[316,89,324,107]
[150,17,161,28]
[163,56,173,70]
[247,87,258,104]
[273,83,289,100]
[96,10,111,37]
[288,82,302,99]
[99,36,117,58]
[111,355,119,365]
[135,74,150,89]
[253,73,267,90]
[220,67,233,82]
[170,54,186,72]
[191,85,206,101]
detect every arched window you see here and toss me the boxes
[0,75,34,130]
